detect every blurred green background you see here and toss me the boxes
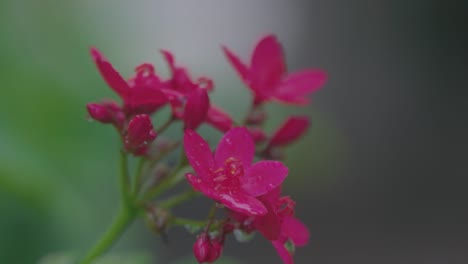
[1,1,466,264]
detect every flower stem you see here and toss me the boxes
[156,116,175,134]
[77,207,135,264]
[160,189,199,209]
[78,149,136,264]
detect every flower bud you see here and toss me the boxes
[124,114,157,155]
[184,89,210,130]
[86,101,125,129]
[193,233,223,263]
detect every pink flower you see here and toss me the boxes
[90,48,168,116]
[222,35,327,105]
[124,114,157,155]
[268,116,309,147]
[183,127,288,215]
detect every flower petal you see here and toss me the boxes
[272,240,294,264]
[90,47,129,98]
[282,216,309,247]
[184,89,210,130]
[269,116,310,147]
[254,201,282,241]
[206,105,233,132]
[124,87,168,115]
[250,35,286,94]
[214,127,254,169]
[185,173,218,201]
[218,191,267,216]
[222,45,250,84]
[184,130,215,181]
[242,161,288,197]
[274,69,327,104]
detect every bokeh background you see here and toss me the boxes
[1,0,467,263]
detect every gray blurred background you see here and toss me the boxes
[0,0,467,263]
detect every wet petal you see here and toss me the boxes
[242,161,288,196]
[272,240,294,264]
[218,191,267,216]
[282,216,309,247]
[90,47,129,98]
[269,116,310,147]
[183,130,215,181]
[222,45,250,84]
[185,173,218,201]
[214,127,254,168]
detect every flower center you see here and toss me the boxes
[212,157,244,190]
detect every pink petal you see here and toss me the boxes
[260,186,282,204]
[86,103,114,123]
[282,216,310,247]
[253,202,282,240]
[124,87,168,115]
[250,35,286,95]
[269,116,310,147]
[183,130,215,181]
[242,161,288,197]
[90,47,129,98]
[184,89,210,130]
[206,105,233,132]
[214,127,254,169]
[272,240,294,264]
[185,173,218,201]
[274,69,327,104]
[160,49,176,73]
[222,45,250,84]
[218,191,267,216]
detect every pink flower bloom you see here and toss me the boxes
[193,233,223,263]
[222,35,327,105]
[124,114,157,155]
[269,116,310,147]
[86,100,125,129]
[90,48,168,116]
[184,127,288,215]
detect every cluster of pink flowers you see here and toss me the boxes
[87,34,326,263]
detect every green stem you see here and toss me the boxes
[132,158,147,195]
[160,189,199,209]
[78,149,136,264]
[156,116,175,134]
[143,153,188,201]
[120,150,131,203]
[172,217,206,228]
[77,207,135,264]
